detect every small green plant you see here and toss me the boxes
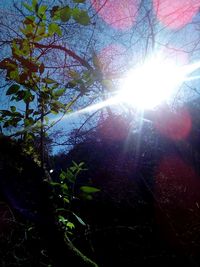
[50,161,100,234]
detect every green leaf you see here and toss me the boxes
[92,53,101,69]
[60,6,71,22]
[9,69,19,81]
[102,79,113,90]
[48,23,62,36]
[33,36,43,42]
[73,213,86,226]
[66,80,77,88]
[58,215,68,224]
[37,25,46,36]
[53,88,66,97]
[38,5,47,16]
[79,162,85,167]
[23,2,33,12]
[80,186,100,193]
[50,182,61,187]
[60,170,67,180]
[72,160,79,168]
[61,183,69,194]
[27,15,35,22]
[63,197,70,204]
[24,117,34,127]
[6,84,20,95]
[72,9,90,25]
[43,77,57,84]
[68,70,80,79]
[10,106,16,112]
[44,116,49,123]
[66,169,76,183]
[32,0,38,8]
[66,222,75,229]
[51,110,58,115]
[83,194,93,200]
[56,208,66,212]
[51,101,65,111]
[35,3,39,12]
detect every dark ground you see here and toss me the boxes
[1,103,200,266]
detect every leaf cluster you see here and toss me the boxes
[0,0,91,141]
[50,161,99,233]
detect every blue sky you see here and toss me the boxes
[1,0,200,153]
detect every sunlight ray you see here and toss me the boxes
[52,57,200,125]
[115,57,200,110]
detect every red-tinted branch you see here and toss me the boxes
[33,42,93,71]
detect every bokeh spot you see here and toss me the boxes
[155,107,192,141]
[91,0,139,30]
[97,44,127,77]
[153,0,200,29]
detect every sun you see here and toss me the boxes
[116,55,187,110]
[61,53,200,120]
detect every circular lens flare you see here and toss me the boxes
[153,0,200,29]
[116,55,187,110]
[91,0,139,30]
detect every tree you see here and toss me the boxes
[0,0,98,163]
[1,0,200,154]
[0,1,100,266]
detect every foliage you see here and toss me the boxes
[0,1,100,266]
[0,0,92,156]
[50,161,99,234]
[0,136,99,267]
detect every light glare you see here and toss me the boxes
[117,56,187,109]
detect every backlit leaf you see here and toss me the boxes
[38,5,47,16]
[32,0,38,8]
[43,77,57,84]
[6,84,20,95]
[23,2,33,12]
[60,6,71,22]
[72,9,90,25]
[48,23,62,36]
[54,88,66,97]
[80,186,100,193]
[73,213,86,226]
[66,222,75,229]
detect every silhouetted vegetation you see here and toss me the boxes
[52,103,200,267]
[1,0,200,266]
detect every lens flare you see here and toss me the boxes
[115,54,200,110]
[153,0,200,29]
[97,44,127,77]
[91,0,139,30]
[57,53,200,125]
[154,107,192,140]
[117,57,185,109]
